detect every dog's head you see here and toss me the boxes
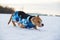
[31,15,44,27]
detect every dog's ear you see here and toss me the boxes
[36,15,42,22]
[35,15,39,17]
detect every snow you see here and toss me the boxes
[0,14,60,40]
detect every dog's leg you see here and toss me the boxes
[8,14,13,24]
[18,23,25,28]
[34,26,38,30]
[12,21,16,26]
[34,26,41,31]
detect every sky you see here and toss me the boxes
[0,0,59,4]
[0,0,60,15]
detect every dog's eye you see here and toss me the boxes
[38,21,40,23]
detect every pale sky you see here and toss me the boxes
[0,0,59,4]
[0,0,60,15]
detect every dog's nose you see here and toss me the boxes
[42,24,44,26]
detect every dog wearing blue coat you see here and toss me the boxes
[8,11,44,30]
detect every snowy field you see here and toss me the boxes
[0,14,60,40]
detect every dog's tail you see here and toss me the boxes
[8,14,13,25]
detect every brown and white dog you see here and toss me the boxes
[8,11,44,30]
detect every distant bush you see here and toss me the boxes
[0,5,15,14]
[55,15,60,17]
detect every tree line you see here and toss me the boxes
[0,5,15,14]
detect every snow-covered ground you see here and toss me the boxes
[0,14,60,40]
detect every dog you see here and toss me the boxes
[8,11,44,30]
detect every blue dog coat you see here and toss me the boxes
[12,11,35,28]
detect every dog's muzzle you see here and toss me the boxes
[39,23,44,27]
